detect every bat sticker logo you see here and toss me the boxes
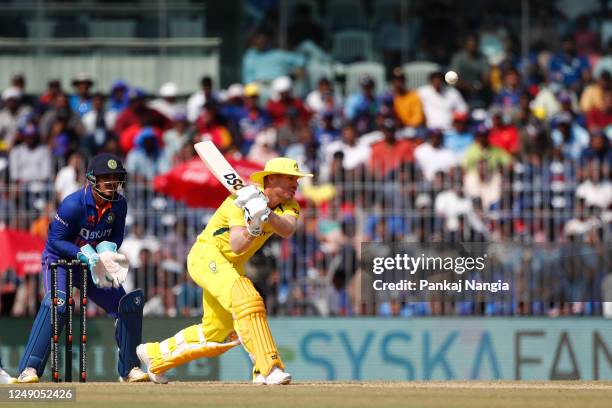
[223,173,245,191]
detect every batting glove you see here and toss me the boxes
[243,196,270,236]
[234,185,264,209]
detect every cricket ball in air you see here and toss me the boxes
[445,70,458,85]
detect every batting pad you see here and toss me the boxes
[231,277,284,376]
[147,325,239,374]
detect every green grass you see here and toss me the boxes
[2,381,612,408]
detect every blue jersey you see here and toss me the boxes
[42,185,127,263]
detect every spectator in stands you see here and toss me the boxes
[238,83,270,155]
[285,126,321,177]
[305,77,342,115]
[149,82,183,121]
[29,202,54,240]
[162,113,191,161]
[106,80,129,130]
[115,89,171,152]
[551,112,590,160]
[390,67,424,129]
[266,76,310,127]
[488,109,520,155]
[81,92,110,155]
[69,73,94,117]
[576,160,612,211]
[323,123,370,182]
[580,70,611,114]
[369,118,416,179]
[54,151,83,202]
[0,87,32,152]
[186,76,220,123]
[415,128,458,181]
[463,125,512,171]
[8,122,51,185]
[37,79,62,114]
[494,68,523,113]
[313,110,341,154]
[247,128,279,166]
[195,102,232,152]
[463,158,502,212]
[444,111,474,158]
[242,32,305,84]
[594,39,612,80]
[564,197,594,241]
[586,89,612,131]
[515,91,552,159]
[580,130,611,164]
[434,168,474,237]
[47,108,81,158]
[450,33,490,107]
[125,127,171,182]
[220,84,247,145]
[344,75,380,134]
[531,72,562,121]
[39,92,83,145]
[418,71,468,130]
[548,34,590,91]
[552,91,585,128]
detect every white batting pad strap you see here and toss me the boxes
[197,326,206,344]
[175,330,186,349]
[159,340,171,359]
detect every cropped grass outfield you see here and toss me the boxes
[2,381,612,408]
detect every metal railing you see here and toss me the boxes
[0,155,610,317]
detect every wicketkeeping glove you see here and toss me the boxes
[96,241,129,289]
[234,185,264,209]
[77,244,112,288]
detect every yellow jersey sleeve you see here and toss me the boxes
[196,197,301,271]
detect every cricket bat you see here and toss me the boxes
[194,141,268,221]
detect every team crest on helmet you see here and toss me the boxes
[209,261,217,273]
[107,159,117,169]
[107,213,115,224]
[293,163,299,170]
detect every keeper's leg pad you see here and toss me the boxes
[231,277,284,376]
[116,290,144,378]
[146,325,239,374]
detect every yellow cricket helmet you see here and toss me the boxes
[250,157,313,185]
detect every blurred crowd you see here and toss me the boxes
[1,2,611,318]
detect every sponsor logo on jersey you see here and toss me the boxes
[209,261,217,273]
[79,228,113,240]
[54,213,68,227]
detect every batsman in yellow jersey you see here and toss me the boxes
[136,157,312,385]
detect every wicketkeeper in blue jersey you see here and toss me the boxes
[17,153,149,383]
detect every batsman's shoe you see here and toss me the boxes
[252,368,265,385]
[136,344,168,384]
[264,367,291,385]
[0,368,17,384]
[17,367,39,384]
[119,367,150,383]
